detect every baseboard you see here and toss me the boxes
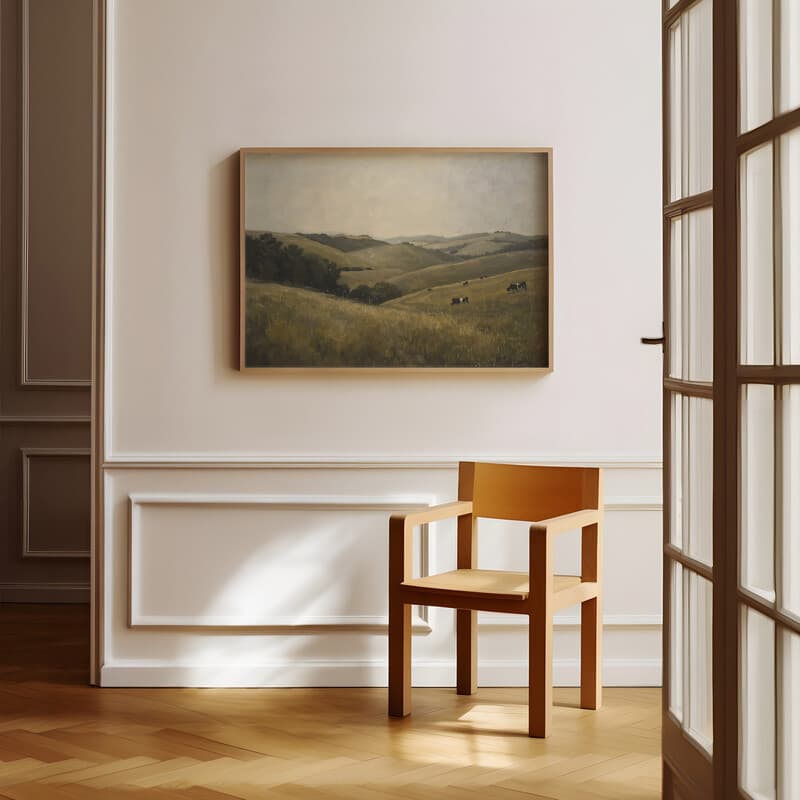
[101,658,662,688]
[0,582,90,603]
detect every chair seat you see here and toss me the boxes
[401,569,582,600]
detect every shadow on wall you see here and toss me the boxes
[208,153,241,373]
[138,508,421,685]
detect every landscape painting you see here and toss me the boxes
[240,149,551,370]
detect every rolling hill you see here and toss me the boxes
[268,233,356,269]
[389,232,546,259]
[302,233,386,252]
[389,249,548,294]
[264,232,452,274]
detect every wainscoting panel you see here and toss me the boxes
[0,426,90,601]
[102,462,662,687]
[23,448,91,557]
[128,493,432,630]
[20,0,93,386]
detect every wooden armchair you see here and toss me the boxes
[388,461,603,738]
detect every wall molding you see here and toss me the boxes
[125,490,659,632]
[127,615,432,632]
[100,657,662,688]
[19,0,91,388]
[0,415,91,424]
[21,447,91,558]
[604,496,662,511]
[104,455,663,470]
[91,0,109,687]
[128,493,434,631]
[0,582,89,603]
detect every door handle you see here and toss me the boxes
[641,322,665,348]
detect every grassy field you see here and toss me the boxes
[245,280,547,368]
[386,267,544,313]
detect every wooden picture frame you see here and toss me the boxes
[239,148,553,372]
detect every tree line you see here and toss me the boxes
[245,233,401,305]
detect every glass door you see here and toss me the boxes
[736,1,800,798]
[662,0,716,795]
[662,1,800,797]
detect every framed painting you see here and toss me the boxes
[239,148,552,371]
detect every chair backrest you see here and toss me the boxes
[457,461,602,522]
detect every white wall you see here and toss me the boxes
[101,0,663,687]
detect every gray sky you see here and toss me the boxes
[244,151,548,239]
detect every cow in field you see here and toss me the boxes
[506,280,528,293]
[462,280,469,286]
[451,296,469,305]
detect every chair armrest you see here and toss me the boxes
[390,501,473,532]
[389,501,473,585]
[529,508,601,538]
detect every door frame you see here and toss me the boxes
[89,0,107,687]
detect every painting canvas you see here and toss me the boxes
[240,149,552,370]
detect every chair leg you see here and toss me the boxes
[580,596,602,710]
[456,609,477,695]
[528,609,552,737]
[388,599,411,717]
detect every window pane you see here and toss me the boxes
[671,394,684,550]
[670,218,683,379]
[669,210,713,381]
[783,385,800,619]
[779,628,800,800]
[669,561,684,722]
[741,144,775,365]
[668,2,712,202]
[687,209,713,381]
[671,395,713,565]
[686,572,712,752]
[741,606,776,800]
[782,129,800,364]
[687,398,713,566]
[740,0,774,132]
[778,0,800,115]
[669,21,683,202]
[742,384,776,602]
[686,0,712,197]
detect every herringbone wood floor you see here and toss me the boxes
[0,605,660,799]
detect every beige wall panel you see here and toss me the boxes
[23,0,93,384]
[108,0,663,460]
[100,0,663,684]
[0,0,89,416]
[24,450,90,556]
